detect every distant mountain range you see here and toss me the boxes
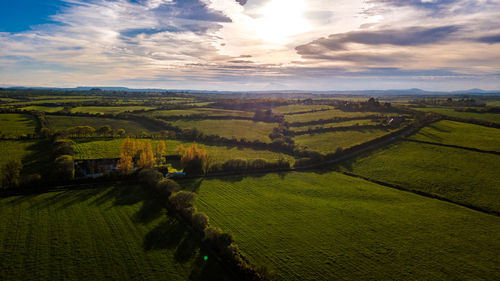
[2,86,499,96]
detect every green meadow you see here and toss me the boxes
[71,106,156,115]
[150,108,253,118]
[0,140,52,179]
[46,115,162,135]
[413,107,500,124]
[294,128,393,154]
[0,184,234,280]
[289,119,379,133]
[0,113,38,136]
[410,120,500,152]
[20,105,64,113]
[272,104,334,114]
[284,109,385,123]
[340,141,500,213]
[171,119,277,143]
[191,172,500,281]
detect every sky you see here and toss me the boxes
[0,0,499,91]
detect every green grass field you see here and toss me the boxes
[73,138,294,164]
[0,113,37,136]
[339,141,500,213]
[294,128,393,154]
[289,119,380,133]
[410,120,500,152]
[486,101,500,107]
[272,104,334,114]
[171,119,277,143]
[413,107,500,124]
[284,109,385,123]
[0,140,52,180]
[20,105,64,113]
[71,106,156,115]
[46,115,161,135]
[0,184,234,280]
[150,108,253,118]
[190,172,500,280]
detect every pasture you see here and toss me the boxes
[150,108,253,118]
[0,184,234,280]
[413,107,500,124]
[339,141,500,213]
[0,113,37,136]
[20,105,64,113]
[73,138,294,164]
[284,109,385,123]
[71,106,156,115]
[191,172,500,280]
[171,119,277,143]
[410,120,500,152]
[294,128,393,154]
[46,115,161,135]
[272,104,334,114]
[0,140,52,179]
[289,119,380,133]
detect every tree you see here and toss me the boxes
[191,212,209,232]
[155,178,179,198]
[116,128,126,137]
[97,125,112,136]
[137,140,155,168]
[54,155,74,181]
[169,191,197,211]
[176,143,209,175]
[156,140,166,164]
[1,160,22,188]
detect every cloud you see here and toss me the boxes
[235,0,248,5]
[296,26,461,54]
[477,34,500,44]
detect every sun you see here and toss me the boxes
[253,0,310,45]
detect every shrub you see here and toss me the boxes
[191,212,209,232]
[54,155,74,181]
[138,168,163,189]
[169,191,197,211]
[155,178,179,199]
[1,160,22,189]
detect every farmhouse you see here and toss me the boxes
[75,158,119,178]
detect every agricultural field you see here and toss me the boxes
[0,184,234,280]
[46,115,161,135]
[410,120,500,151]
[191,172,500,280]
[150,108,253,118]
[339,141,500,213]
[8,98,102,106]
[294,128,394,154]
[19,105,64,112]
[284,109,387,123]
[0,140,52,179]
[71,106,156,115]
[486,101,500,107]
[289,119,380,133]
[272,104,334,114]
[0,113,37,136]
[413,107,500,124]
[171,119,277,143]
[73,138,294,164]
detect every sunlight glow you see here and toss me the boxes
[253,0,310,44]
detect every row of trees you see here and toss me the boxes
[118,138,167,172]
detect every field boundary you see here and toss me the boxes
[340,171,500,217]
[406,139,500,155]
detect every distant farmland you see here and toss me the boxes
[191,172,500,281]
[0,113,37,136]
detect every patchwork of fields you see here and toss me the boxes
[71,106,156,115]
[284,109,385,123]
[413,107,500,124]
[150,108,253,118]
[0,184,234,280]
[192,172,500,280]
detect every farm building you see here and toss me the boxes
[75,158,119,178]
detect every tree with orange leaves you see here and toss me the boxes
[176,142,209,175]
[137,140,155,169]
[118,137,134,172]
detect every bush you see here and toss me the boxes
[191,212,209,232]
[169,191,197,211]
[138,168,163,189]
[1,160,22,189]
[54,155,74,181]
[155,178,179,199]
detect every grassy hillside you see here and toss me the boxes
[289,119,379,133]
[410,120,500,152]
[191,172,500,281]
[0,113,37,136]
[171,119,276,143]
[46,115,161,135]
[413,107,500,124]
[294,129,393,154]
[73,138,294,164]
[0,184,234,280]
[340,141,500,213]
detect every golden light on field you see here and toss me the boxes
[253,0,310,44]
